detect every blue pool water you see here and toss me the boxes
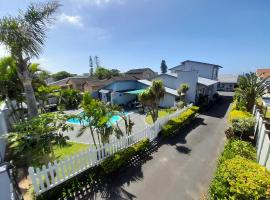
[67,112,129,125]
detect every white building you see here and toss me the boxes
[153,60,222,104]
[217,74,239,92]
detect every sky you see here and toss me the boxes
[0,0,270,75]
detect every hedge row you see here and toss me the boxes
[161,106,199,137]
[209,139,270,200]
[101,138,150,174]
[37,138,150,200]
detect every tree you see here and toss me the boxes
[94,56,100,68]
[236,72,266,112]
[59,89,82,110]
[160,60,167,74]
[36,85,60,112]
[177,83,189,104]
[8,112,73,167]
[94,67,121,80]
[0,1,60,118]
[52,71,76,81]
[139,80,165,122]
[89,56,94,77]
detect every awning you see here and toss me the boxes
[124,89,147,95]
[99,89,110,93]
[198,77,218,86]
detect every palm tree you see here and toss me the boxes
[139,80,165,122]
[0,1,60,117]
[177,83,189,104]
[236,72,266,112]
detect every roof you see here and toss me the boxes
[218,74,239,83]
[126,68,155,74]
[152,73,177,80]
[48,77,70,86]
[257,69,270,78]
[138,79,179,96]
[169,60,222,70]
[198,77,218,86]
[124,89,147,95]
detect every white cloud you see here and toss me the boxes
[58,13,83,27]
[73,0,125,6]
[0,44,9,57]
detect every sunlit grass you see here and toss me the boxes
[145,108,176,124]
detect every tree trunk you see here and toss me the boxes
[16,57,39,118]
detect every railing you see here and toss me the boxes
[28,105,192,195]
[253,106,270,170]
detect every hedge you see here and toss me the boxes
[210,156,270,200]
[101,138,150,174]
[228,109,252,123]
[209,139,270,199]
[161,106,199,137]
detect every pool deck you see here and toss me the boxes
[63,111,148,144]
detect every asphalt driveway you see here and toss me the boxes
[76,93,232,200]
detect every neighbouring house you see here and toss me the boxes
[217,74,239,91]
[96,76,179,108]
[125,68,157,80]
[48,76,92,91]
[256,69,270,84]
[153,60,221,104]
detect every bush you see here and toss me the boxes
[59,89,82,110]
[210,156,270,200]
[161,106,199,137]
[231,117,255,139]
[228,109,252,123]
[101,138,150,174]
[218,139,256,165]
[176,101,185,109]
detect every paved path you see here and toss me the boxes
[76,93,232,200]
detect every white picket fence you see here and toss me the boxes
[29,105,191,195]
[253,106,270,170]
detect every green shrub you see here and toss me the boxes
[218,139,256,165]
[101,138,150,174]
[210,156,270,200]
[231,117,255,139]
[161,106,199,137]
[228,109,252,123]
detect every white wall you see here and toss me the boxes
[171,61,219,80]
[153,75,177,89]
[158,94,175,108]
[176,71,198,103]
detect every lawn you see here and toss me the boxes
[54,141,90,160]
[145,108,176,124]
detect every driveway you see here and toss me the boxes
[73,93,232,200]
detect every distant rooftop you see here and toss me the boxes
[257,69,270,78]
[218,74,239,83]
[126,68,155,74]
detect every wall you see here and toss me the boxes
[159,94,175,108]
[0,108,8,162]
[111,92,136,105]
[104,81,137,92]
[152,75,177,89]
[176,71,198,103]
[217,82,236,91]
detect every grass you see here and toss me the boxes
[145,108,176,124]
[54,141,90,160]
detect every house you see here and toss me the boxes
[125,68,157,80]
[48,76,92,91]
[96,76,179,108]
[153,60,221,104]
[217,74,239,91]
[256,69,270,83]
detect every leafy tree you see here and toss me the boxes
[8,112,73,167]
[177,83,189,104]
[89,56,94,77]
[236,72,266,112]
[0,1,60,118]
[139,80,165,122]
[36,85,60,112]
[160,60,167,74]
[52,71,76,81]
[59,89,82,110]
[94,67,120,79]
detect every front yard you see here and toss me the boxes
[145,108,176,124]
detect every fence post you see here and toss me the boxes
[28,167,39,194]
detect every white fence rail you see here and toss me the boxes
[29,105,191,195]
[253,106,270,170]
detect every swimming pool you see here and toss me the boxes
[67,112,129,125]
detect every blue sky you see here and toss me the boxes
[0,0,270,75]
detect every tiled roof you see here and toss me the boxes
[257,69,270,78]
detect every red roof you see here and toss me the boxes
[257,69,270,78]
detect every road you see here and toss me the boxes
[77,93,232,200]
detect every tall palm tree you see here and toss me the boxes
[0,1,60,117]
[139,80,165,122]
[236,72,266,112]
